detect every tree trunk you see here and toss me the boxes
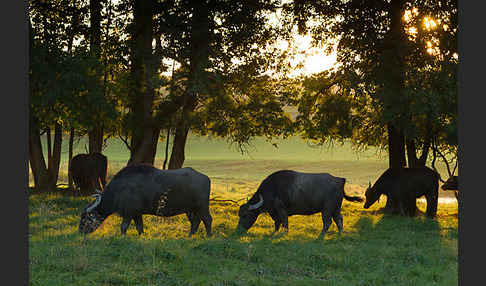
[151,128,161,165]
[418,137,431,166]
[127,0,159,166]
[163,126,170,170]
[29,116,49,192]
[46,127,52,169]
[28,18,50,192]
[168,120,190,169]
[406,136,431,168]
[167,1,209,169]
[418,123,432,166]
[88,127,104,153]
[68,127,74,190]
[387,124,406,169]
[88,0,105,154]
[385,123,405,212]
[406,138,419,168]
[28,116,63,192]
[48,123,63,189]
[384,0,407,170]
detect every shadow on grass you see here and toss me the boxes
[354,209,445,248]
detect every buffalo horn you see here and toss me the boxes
[248,194,264,210]
[86,194,102,212]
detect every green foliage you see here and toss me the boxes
[29,0,121,134]
[286,0,458,153]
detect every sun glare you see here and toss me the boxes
[424,17,437,30]
[286,33,337,77]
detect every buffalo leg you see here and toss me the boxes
[397,200,408,216]
[332,209,343,234]
[408,196,418,217]
[186,212,201,237]
[384,196,394,214]
[120,217,132,235]
[319,210,332,239]
[425,191,438,218]
[134,215,144,235]
[269,211,281,233]
[390,194,404,216]
[274,199,289,232]
[200,212,212,237]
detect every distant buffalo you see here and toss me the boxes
[70,152,108,194]
[79,164,212,237]
[236,170,363,239]
[441,175,458,201]
[364,167,439,218]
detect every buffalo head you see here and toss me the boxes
[236,194,264,232]
[363,182,380,209]
[441,176,458,191]
[79,191,105,234]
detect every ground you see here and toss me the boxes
[28,136,458,285]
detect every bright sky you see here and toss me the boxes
[161,3,337,78]
[267,5,337,78]
[161,33,337,78]
[283,33,337,77]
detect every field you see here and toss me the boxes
[28,135,458,285]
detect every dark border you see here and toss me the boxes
[458,1,482,285]
[4,0,29,285]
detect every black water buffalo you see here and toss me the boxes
[78,164,212,237]
[364,167,439,218]
[236,170,363,239]
[70,152,108,193]
[441,175,458,201]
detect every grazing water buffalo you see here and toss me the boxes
[70,152,108,194]
[78,164,212,237]
[441,175,459,201]
[236,170,363,239]
[364,167,439,218]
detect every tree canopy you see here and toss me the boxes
[28,0,458,191]
[287,0,457,169]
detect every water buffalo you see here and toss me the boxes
[70,152,108,194]
[441,175,458,201]
[78,164,212,237]
[364,167,439,218]
[236,170,363,239]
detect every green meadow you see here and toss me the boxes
[29,135,458,285]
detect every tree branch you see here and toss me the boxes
[117,131,132,152]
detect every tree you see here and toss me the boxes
[154,0,295,168]
[118,0,295,167]
[29,0,119,191]
[87,0,105,154]
[29,0,75,192]
[123,0,163,165]
[288,0,457,169]
[166,0,210,169]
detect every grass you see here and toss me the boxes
[29,135,458,285]
[29,194,458,286]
